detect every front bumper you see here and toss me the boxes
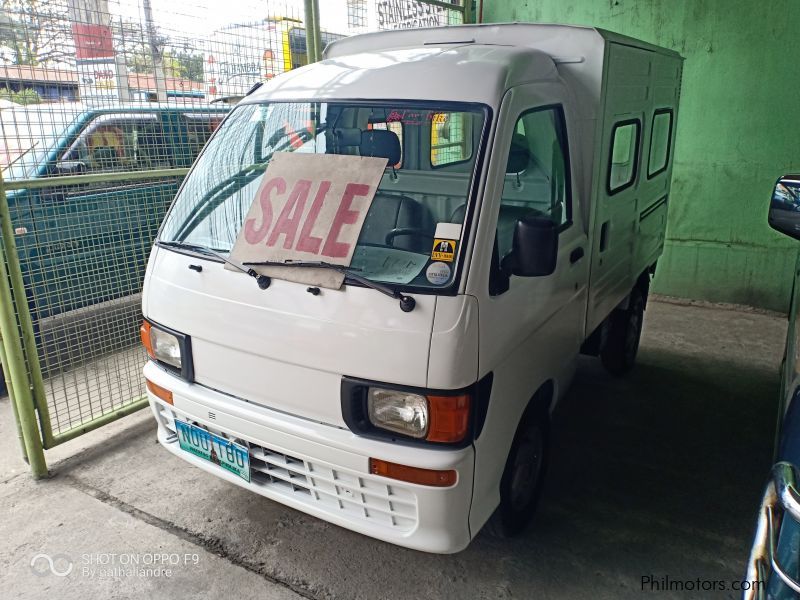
[144,361,475,553]
[743,462,800,599]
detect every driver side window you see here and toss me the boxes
[497,106,570,259]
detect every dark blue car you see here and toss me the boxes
[743,174,800,599]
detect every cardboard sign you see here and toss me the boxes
[229,152,387,288]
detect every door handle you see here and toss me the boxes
[570,247,585,264]
[599,221,610,252]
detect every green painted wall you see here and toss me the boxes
[484,0,800,311]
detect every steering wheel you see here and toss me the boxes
[385,228,434,247]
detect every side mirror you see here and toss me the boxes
[769,175,800,240]
[504,213,559,277]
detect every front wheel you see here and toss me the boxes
[600,287,645,376]
[497,410,550,536]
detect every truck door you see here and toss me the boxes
[469,84,589,530]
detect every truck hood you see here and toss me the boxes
[142,247,436,428]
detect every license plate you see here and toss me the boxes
[175,420,250,483]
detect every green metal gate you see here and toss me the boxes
[0,167,190,477]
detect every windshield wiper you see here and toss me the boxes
[157,241,271,290]
[242,259,416,312]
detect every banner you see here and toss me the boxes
[67,0,114,60]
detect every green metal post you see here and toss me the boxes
[304,0,318,64]
[0,174,47,478]
[0,330,28,463]
[1,167,189,191]
[463,0,474,24]
[311,0,323,63]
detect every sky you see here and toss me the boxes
[108,0,352,38]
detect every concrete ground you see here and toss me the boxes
[0,299,787,600]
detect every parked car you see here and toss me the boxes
[743,175,800,599]
[140,23,682,553]
[0,102,227,395]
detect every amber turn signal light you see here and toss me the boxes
[369,458,457,487]
[426,394,471,443]
[146,378,173,405]
[140,321,155,359]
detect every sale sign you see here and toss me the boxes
[229,152,387,288]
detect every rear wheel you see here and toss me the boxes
[497,409,550,536]
[600,287,645,376]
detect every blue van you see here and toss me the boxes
[0,103,227,394]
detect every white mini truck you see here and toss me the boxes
[140,23,682,553]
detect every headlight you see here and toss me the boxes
[150,327,182,369]
[140,320,193,381]
[368,388,429,439]
[342,381,474,444]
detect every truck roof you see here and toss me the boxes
[324,22,682,61]
[245,43,559,106]
[245,23,681,116]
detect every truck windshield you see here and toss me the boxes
[159,101,487,291]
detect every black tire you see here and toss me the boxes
[0,367,6,398]
[497,408,550,536]
[600,287,645,376]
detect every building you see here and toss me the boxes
[0,64,203,103]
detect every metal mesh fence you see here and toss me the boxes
[0,0,465,446]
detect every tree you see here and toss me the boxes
[0,0,74,66]
[165,50,203,82]
[0,86,40,104]
[114,19,203,82]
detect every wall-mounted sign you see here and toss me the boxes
[376,0,457,30]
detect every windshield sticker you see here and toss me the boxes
[386,110,444,126]
[431,239,457,263]
[426,261,452,285]
[434,222,462,241]
[228,152,387,288]
[350,247,428,285]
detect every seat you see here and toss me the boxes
[448,133,535,225]
[360,129,401,166]
[357,129,434,253]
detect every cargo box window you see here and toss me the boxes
[431,112,472,167]
[607,120,640,194]
[647,109,673,178]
